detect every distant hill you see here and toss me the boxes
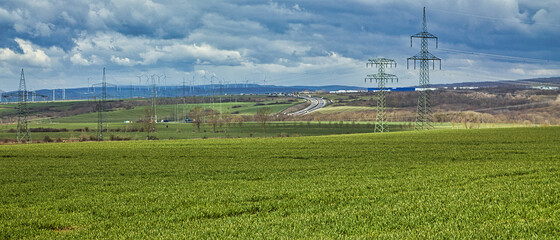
[1,77,558,102]
[0,84,367,102]
[431,77,560,88]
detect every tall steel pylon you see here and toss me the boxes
[407,7,441,130]
[97,67,107,141]
[366,58,398,133]
[17,69,31,142]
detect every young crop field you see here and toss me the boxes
[0,121,390,142]
[1,127,559,238]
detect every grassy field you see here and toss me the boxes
[1,98,313,141]
[0,121,396,142]
[51,101,298,124]
[1,127,559,238]
[315,105,376,113]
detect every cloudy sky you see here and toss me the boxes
[1,0,559,91]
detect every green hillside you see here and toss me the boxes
[53,101,297,123]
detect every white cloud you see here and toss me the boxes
[111,56,138,66]
[530,69,560,76]
[510,68,526,75]
[0,38,51,67]
[138,42,244,66]
[70,53,102,66]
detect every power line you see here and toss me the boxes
[431,8,560,28]
[437,47,560,64]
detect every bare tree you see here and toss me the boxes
[232,115,245,127]
[206,109,220,133]
[142,107,156,139]
[188,106,204,132]
[255,107,272,134]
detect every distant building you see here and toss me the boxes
[415,88,438,91]
[391,87,416,92]
[531,86,559,90]
[453,86,479,90]
[367,87,416,92]
[329,90,363,94]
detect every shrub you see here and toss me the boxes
[110,135,132,141]
[277,132,289,137]
[43,135,54,143]
[80,131,89,142]
[30,128,68,132]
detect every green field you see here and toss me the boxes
[0,121,391,142]
[51,101,298,124]
[1,127,559,238]
[315,105,376,113]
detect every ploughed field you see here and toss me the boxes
[1,127,559,238]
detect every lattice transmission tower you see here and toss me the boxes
[407,7,441,130]
[97,67,107,141]
[366,58,398,133]
[17,69,31,142]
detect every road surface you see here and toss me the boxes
[288,96,329,116]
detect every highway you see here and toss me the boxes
[288,95,329,116]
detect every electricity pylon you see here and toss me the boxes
[407,7,441,130]
[97,67,107,141]
[17,69,31,142]
[366,58,398,133]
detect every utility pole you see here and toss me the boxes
[191,75,195,96]
[97,67,107,141]
[151,74,157,123]
[219,78,223,119]
[17,69,31,142]
[136,75,143,93]
[407,7,441,130]
[366,58,398,133]
[210,74,215,107]
[182,77,186,98]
